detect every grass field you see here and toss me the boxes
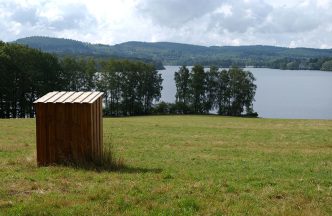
[0,116,331,215]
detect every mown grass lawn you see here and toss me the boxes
[0,115,331,215]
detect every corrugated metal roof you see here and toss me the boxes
[33,91,103,104]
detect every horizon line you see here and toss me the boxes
[6,35,332,50]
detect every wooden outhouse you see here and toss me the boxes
[34,91,104,166]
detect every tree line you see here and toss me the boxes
[0,41,257,118]
[97,60,162,116]
[0,42,162,118]
[253,57,332,71]
[153,66,257,116]
[186,57,332,71]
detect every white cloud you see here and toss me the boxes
[136,0,224,28]
[0,0,332,48]
[214,4,233,17]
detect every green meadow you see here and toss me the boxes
[0,116,331,215]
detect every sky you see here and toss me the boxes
[0,0,332,48]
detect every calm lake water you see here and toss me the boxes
[158,66,332,119]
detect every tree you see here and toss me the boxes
[174,66,190,113]
[96,60,163,116]
[321,59,332,71]
[174,65,257,116]
[216,67,256,116]
[216,69,231,115]
[206,65,219,111]
[81,58,97,90]
[141,64,163,114]
[98,60,122,116]
[0,42,64,118]
[61,57,97,91]
[286,61,299,70]
[189,65,208,114]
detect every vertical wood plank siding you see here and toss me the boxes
[99,98,103,159]
[34,92,103,166]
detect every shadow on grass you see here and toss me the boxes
[66,163,162,174]
[114,165,162,174]
[49,139,163,173]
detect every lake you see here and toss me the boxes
[158,66,332,119]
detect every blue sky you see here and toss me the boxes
[0,0,331,48]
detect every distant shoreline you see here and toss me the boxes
[159,65,332,72]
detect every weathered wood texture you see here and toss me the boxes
[34,91,103,166]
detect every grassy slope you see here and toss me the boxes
[0,116,331,215]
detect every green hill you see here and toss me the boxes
[14,36,165,69]
[15,36,92,54]
[13,36,332,69]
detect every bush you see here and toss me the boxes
[321,60,332,71]
[152,101,170,114]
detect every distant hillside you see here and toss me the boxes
[13,36,332,70]
[14,36,165,69]
[115,41,332,59]
[112,42,332,67]
[15,36,92,54]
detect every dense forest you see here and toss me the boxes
[15,36,332,71]
[0,42,163,118]
[14,37,166,70]
[0,41,257,118]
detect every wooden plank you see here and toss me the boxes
[72,92,94,103]
[46,92,67,103]
[91,102,96,159]
[40,104,48,165]
[51,103,58,164]
[98,98,102,158]
[36,103,45,165]
[67,103,75,162]
[54,92,75,103]
[78,105,86,162]
[81,104,88,161]
[72,103,79,162]
[63,103,71,162]
[81,92,101,103]
[63,92,84,103]
[88,104,93,162]
[47,103,56,164]
[33,91,58,103]
[54,104,66,163]
[54,104,60,163]
[89,103,94,160]
[79,103,86,162]
[97,99,100,159]
[100,98,104,157]
[44,103,50,165]
[94,100,98,159]
[84,104,92,162]
[35,103,40,165]
[76,104,83,162]
[88,92,104,104]
[44,104,50,165]
[77,102,83,162]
